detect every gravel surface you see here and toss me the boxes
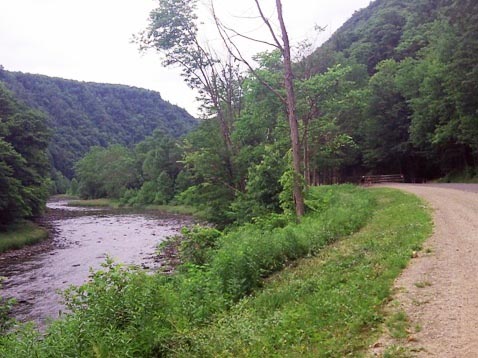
[373,184,478,357]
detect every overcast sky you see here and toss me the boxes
[0,0,371,117]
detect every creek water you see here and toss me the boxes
[0,199,192,327]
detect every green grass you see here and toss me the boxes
[0,186,432,357]
[436,168,478,183]
[0,221,49,253]
[386,311,410,339]
[174,188,432,357]
[67,199,201,217]
[141,204,201,216]
[67,198,118,208]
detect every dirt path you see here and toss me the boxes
[374,184,478,357]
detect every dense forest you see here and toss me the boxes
[1,0,477,356]
[0,84,50,226]
[306,0,478,179]
[71,0,478,225]
[0,69,197,181]
[2,0,477,226]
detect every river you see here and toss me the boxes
[0,199,192,327]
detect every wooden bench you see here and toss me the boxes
[361,174,404,185]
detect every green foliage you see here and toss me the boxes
[179,226,222,266]
[49,169,70,195]
[0,84,50,226]
[301,0,478,180]
[0,279,15,334]
[278,165,296,215]
[71,0,478,222]
[230,146,286,224]
[176,120,237,225]
[0,186,377,357]
[0,221,48,253]
[0,69,196,178]
[211,185,374,301]
[75,145,138,199]
[67,178,79,196]
[436,167,478,183]
[172,188,432,357]
[0,186,433,357]
[362,59,414,174]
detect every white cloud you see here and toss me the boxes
[0,0,371,116]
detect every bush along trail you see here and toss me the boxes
[0,185,432,357]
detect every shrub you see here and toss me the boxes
[0,185,375,357]
[179,226,222,266]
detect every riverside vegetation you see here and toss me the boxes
[0,185,432,357]
[2,0,477,229]
[0,0,473,355]
[0,222,48,253]
[66,0,478,227]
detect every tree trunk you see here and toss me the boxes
[276,0,305,217]
[303,117,311,185]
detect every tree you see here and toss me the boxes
[274,0,305,216]
[138,0,243,193]
[75,145,138,199]
[212,0,306,216]
[0,84,50,226]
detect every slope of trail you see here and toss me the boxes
[375,184,478,357]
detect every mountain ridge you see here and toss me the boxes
[0,68,197,178]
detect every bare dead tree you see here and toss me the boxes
[212,0,305,216]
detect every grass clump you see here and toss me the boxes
[0,221,48,253]
[67,198,117,208]
[68,198,202,218]
[414,281,432,288]
[386,311,410,339]
[0,186,432,357]
[436,167,478,183]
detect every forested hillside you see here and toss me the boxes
[0,84,50,226]
[67,0,478,226]
[1,0,477,356]
[0,69,197,179]
[305,0,478,180]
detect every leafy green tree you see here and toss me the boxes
[68,178,79,196]
[75,145,138,199]
[360,60,414,174]
[138,0,242,189]
[0,85,50,226]
[230,146,286,223]
[0,69,196,178]
[177,120,236,224]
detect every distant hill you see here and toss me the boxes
[308,0,446,74]
[0,69,197,178]
[300,0,478,179]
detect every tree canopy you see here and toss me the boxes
[0,84,50,226]
[0,69,197,179]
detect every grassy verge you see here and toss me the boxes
[0,186,432,357]
[436,168,478,183]
[67,198,118,208]
[174,188,432,357]
[141,204,201,216]
[0,221,49,253]
[67,199,201,217]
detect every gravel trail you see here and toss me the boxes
[375,184,478,357]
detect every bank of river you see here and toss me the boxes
[0,199,193,327]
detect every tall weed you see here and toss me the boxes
[0,185,376,357]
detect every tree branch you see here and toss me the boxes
[253,0,284,51]
[219,22,280,49]
[211,6,287,105]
